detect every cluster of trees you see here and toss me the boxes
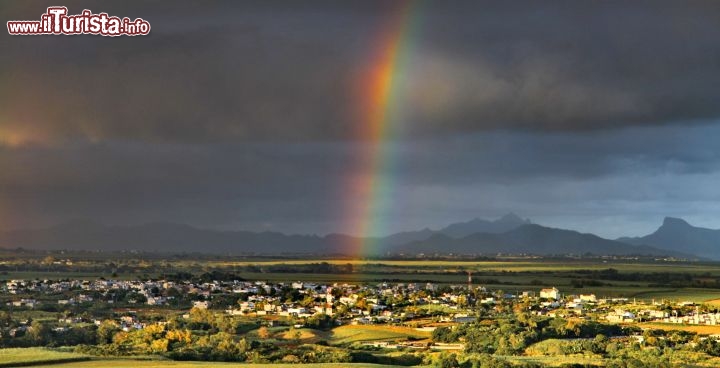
[569,268,720,289]
[433,315,624,355]
[241,262,354,274]
[0,320,97,348]
[430,315,720,368]
[434,353,540,368]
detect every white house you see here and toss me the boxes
[540,287,560,300]
[192,301,210,309]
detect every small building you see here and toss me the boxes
[192,301,210,309]
[540,287,560,300]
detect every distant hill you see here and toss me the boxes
[372,213,529,247]
[397,224,694,258]
[375,228,436,247]
[438,213,530,238]
[619,217,720,259]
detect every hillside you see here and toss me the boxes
[620,217,720,259]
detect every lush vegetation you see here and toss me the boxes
[7,310,720,367]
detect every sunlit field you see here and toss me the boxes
[329,325,431,344]
[0,348,89,367]
[1,348,411,367]
[631,288,720,303]
[38,361,407,368]
[638,322,720,335]
[215,259,720,273]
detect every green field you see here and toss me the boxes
[28,361,411,368]
[0,348,411,367]
[258,325,432,346]
[217,259,720,273]
[631,288,720,303]
[328,325,430,344]
[504,355,605,367]
[0,348,90,367]
[8,258,720,281]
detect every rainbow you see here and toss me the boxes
[344,0,423,257]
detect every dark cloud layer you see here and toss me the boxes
[2,1,720,144]
[1,124,719,237]
[2,1,720,238]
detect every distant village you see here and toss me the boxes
[3,275,718,341]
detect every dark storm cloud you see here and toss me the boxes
[390,123,720,185]
[402,1,720,133]
[3,1,720,238]
[2,0,720,144]
[0,140,357,231]
[1,123,719,236]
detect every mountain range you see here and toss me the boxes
[397,224,691,258]
[0,215,716,259]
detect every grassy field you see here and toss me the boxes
[638,322,720,335]
[6,257,720,280]
[504,355,605,367]
[0,348,411,367]
[631,288,720,303]
[0,347,90,367]
[215,259,720,272]
[241,324,429,345]
[329,325,431,344]
[507,351,720,367]
[36,361,408,368]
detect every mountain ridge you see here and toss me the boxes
[0,214,703,258]
[397,223,694,258]
[438,213,530,238]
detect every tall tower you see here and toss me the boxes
[467,271,472,290]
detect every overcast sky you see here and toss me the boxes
[2,0,720,239]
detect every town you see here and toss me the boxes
[6,277,720,330]
[4,267,720,367]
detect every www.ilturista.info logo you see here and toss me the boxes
[7,7,151,36]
